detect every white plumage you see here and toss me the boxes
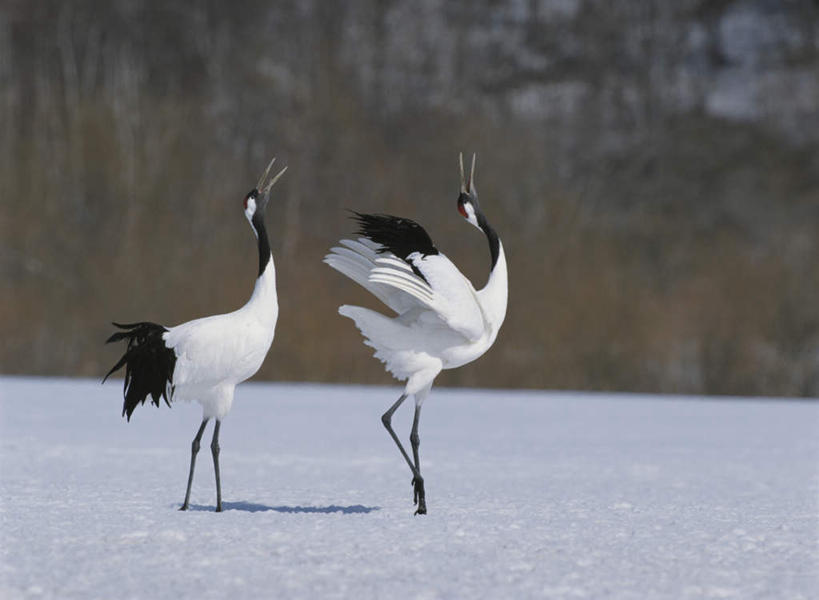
[330,242,507,390]
[105,157,286,512]
[324,153,508,514]
[164,264,278,419]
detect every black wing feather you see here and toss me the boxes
[352,212,439,283]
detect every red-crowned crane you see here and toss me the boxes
[104,157,287,512]
[324,154,508,514]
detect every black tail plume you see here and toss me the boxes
[104,322,176,421]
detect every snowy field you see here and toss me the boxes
[1,377,817,599]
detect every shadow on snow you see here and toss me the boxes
[182,501,380,514]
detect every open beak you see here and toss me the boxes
[458,152,476,195]
[256,157,288,208]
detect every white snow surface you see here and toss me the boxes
[1,377,818,599]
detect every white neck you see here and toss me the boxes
[477,241,508,336]
[243,255,279,326]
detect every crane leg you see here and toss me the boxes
[180,418,209,511]
[410,404,426,515]
[381,394,425,514]
[211,420,222,512]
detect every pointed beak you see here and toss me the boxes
[256,157,287,209]
[256,156,277,191]
[458,152,476,195]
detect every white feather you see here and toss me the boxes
[164,259,278,419]
[326,232,508,396]
[324,239,427,315]
[374,256,415,273]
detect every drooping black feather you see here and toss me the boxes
[103,322,176,421]
[352,212,439,283]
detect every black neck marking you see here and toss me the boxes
[477,211,500,270]
[251,210,271,277]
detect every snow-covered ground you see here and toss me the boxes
[1,377,817,599]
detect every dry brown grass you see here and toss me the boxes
[2,2,819,396]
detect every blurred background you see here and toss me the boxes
[1,0,818,396]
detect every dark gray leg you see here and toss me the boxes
[180,418,209,511]
[410,404,426,515]
[381,394,425,514]
[211,420,222,512]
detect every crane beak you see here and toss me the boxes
[256,157,287,209]
[458,152,476,195]
[256,157,277,191]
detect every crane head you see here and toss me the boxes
[457,152,481,230]
[244,157,287,223]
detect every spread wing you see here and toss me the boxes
[324,237,422,315]
[324,213,486,342]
